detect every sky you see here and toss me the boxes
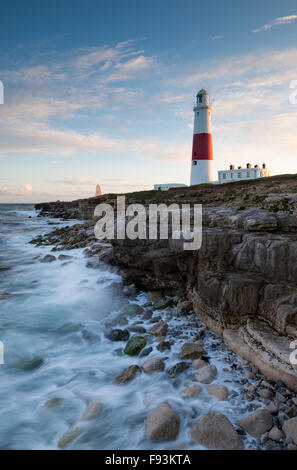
[0,0,297,202]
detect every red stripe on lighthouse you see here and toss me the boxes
[192,133,213,160]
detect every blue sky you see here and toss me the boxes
[1,0,297,202]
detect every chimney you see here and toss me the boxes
[238,166,242,170]
[262,163,266,169]
[230,164,234,170]
[254,164,259,169]
[246,163,251,169]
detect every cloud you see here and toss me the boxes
[252,15,297,33]
[212,35,224,41]
[49,177,96,185]
[0,183,32,196]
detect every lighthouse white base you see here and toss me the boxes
[190,160,214,186]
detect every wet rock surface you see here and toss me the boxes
[146,402,180,442]
[191,412,244,450]
[28,208,297,450]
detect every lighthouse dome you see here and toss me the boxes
[196,88,210,106]
[197,88,209,95]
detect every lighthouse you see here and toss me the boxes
[190,88,214,185]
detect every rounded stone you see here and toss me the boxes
[146,402,180,442]
[207,384,229,401]
[124,336,146,355]
[191,412,244,450]
[142,357,165,374]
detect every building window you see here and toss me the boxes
[247,171,250,177]
[193,161,197,165]
[230,173,233,178]
[238,172,241,178]
[222,173,226,179]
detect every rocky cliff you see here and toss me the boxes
[109,206,297,391]
[35,174,297,391]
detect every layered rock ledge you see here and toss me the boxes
[106,207,297,391]
[35,175,297,391]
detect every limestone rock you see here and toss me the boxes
[149,321,168,337]
[157,340,171,352]
[44,397,64,408]
[58,424,82,449]
[191,412,244,450]
[58,254,72,260]
[167,362,190,378]
[146,402,180,442]
[128,325,146,334]
[180,342,205,360]
[41,254,56,263]
[283,417,297,444]
[268,426,284,442]
[192,358,208,369]
[139,346,153,358]
[182,383,201,398]
[142,357,165,374]
[81,401,102,420]
[104,327,130,342]
[207,384,229,401]
[238,409,273,439]
[122,303,144,317]
[115,365,141,384]
[258,388,273,399]
[195,364,217,384]
[124,336,146,355]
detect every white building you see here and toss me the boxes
[218,163,272,184]
[154,183,187,191]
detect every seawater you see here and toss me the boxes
[0,204,265,450]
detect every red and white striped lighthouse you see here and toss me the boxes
[190,88,214,185]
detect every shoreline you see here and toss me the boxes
[26,210,297,450]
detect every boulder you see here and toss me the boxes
[58,254,72,260]
[167,362,190,378]
[191,412,244,450]
[149,321,168,337]
[104,327,130,342]
[128,326,146,334]
[268,426,285,442]
[157,340,171,352]
[182,383,201,398]
[124,336,146,355]
[180,342,205,360]
[195,364,218,384]
[146,402,180,442]
[44,397,64,408]
[115,365,141,384]
[283,417,297,444]
[81,401,102,420]
[41,254,56,263]
[142,357,165,374]
[237,409,273,439]
[58,424,82,449]
[192,358,208,369]
[139,347,153,358]
[258,388,273,399]
[207,385,229,401]
[122,303,144,316]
